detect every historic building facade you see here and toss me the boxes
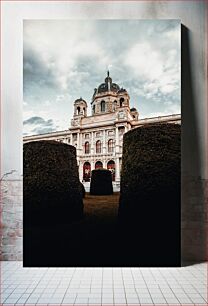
[23,72,181,191]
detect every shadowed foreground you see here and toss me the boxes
[24,193,122,267]
[24,192,178,267]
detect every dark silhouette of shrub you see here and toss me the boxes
[80,182,86,198]
[118,123,181,266]
[24,140,83,226]
[90,169,113,195]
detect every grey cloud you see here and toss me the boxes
[23,116,54,127]
[23,116,45,125]
[23,116,57,136]
[31,126,56,135]
[23,46,57,92]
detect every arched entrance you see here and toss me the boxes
[107,160,115,181]
[95,161,103,169]
[83,162,91,182]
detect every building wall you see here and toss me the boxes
[23,115,180,185]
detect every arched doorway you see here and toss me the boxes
[107,160,115,181]
[95,161,103,169]
[83,162,91,182]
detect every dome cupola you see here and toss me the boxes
[73,97,87,117]
[97,71,120,94]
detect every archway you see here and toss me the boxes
[95,161,103,169]
[107,160,115,181]
[83,162,91,182]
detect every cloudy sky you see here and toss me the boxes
[23,19,181,136]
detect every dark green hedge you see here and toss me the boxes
[90,169,113,195]
[118,123,181,221]
[80,182,86,198]
[117,123,181,265]
[24,140,83,226]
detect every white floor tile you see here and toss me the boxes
[0,261,207,306]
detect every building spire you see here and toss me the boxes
[107,70,110,77]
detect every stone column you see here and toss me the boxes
[91,131,94,155]
[77,132,80,157]
[79,133,83,155]
[91,157,95,170]
[79,160,83,182]
[115,157,120,181]
[103,159,107,169]
[103,130,106,154]
[115,127,119,154]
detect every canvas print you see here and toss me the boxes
[23,20,181,267]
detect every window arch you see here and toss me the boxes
[96,140,101,153]
[101,100,105,112]
[85,142,90,154]
[95,161,103,169]
[77,106,80,115]
[83,162,91,182]
[92,105,95,114]
[108,139,114,153]
[120,97,124,107]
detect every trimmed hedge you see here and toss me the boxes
[118,123,181,265]
[80,182,86,198]
[90,169,113,195]
[24,140,83,226]
[118,123,181,220]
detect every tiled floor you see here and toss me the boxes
[0,261,207,305]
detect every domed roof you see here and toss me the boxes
[118,88,127,93]
[97,71,120,94]
[130,107,137,112]
[74,97,87,104]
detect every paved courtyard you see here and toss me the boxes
[0,261,207,305]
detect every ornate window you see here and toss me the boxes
[108,139,114,153]
[101,100,105,112]
[85,133,89,139]
[85,142,90,154]
[77,106,80,115]
[96,140,101,153]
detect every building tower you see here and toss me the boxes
[91,71,125,115]
[71,97,87,127]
